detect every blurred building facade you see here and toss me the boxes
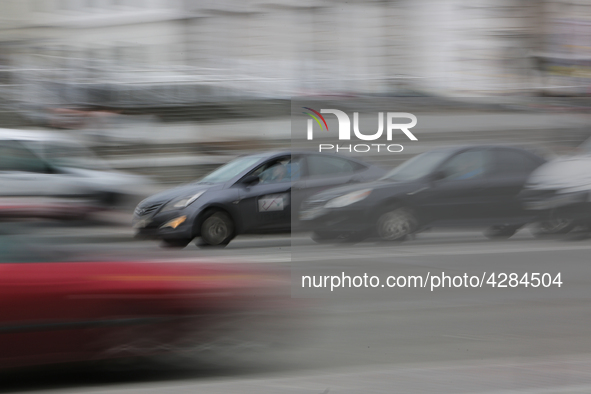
[539,0,591,95]
[0,0,590,118]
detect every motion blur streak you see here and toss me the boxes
[0,252,299,370]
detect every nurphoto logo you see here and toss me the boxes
[302,108,418,153]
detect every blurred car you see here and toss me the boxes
[300,145,547,242]
[133,151,385,247]
[0,128,150,219]
[0,235,294,369]
[520,155,591,236]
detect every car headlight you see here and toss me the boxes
[325,189,372,209]
[161,216,187,229]
[161,191,206,212]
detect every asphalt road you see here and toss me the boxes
[5,225,591,394]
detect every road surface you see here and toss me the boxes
[4,224,591,394]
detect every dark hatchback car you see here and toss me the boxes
[300,145,549,242]
[133,151,385,247]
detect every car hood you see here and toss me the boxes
[308,180,406,201]
[526,156,591,192]
[138,182,223,207]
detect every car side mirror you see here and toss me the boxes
[240,174,260,186]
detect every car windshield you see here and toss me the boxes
[200,156,261,183]
[41,142,108,171]
[382,151,450,182]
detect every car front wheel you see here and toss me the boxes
[199,211,235,247]
[376,207,417,242]
[531,218,575,238]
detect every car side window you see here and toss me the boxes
[0,140,47,173]
[492,149,540,176]
[306,155,363,177]
[439,150,491,181]
[253,156,302,184]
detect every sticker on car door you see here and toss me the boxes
[258,194,288,212]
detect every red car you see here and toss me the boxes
[0,250,295,369]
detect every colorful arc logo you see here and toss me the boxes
[302,107,328,131]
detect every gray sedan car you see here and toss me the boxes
[133,151,385,248]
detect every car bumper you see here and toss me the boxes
[133,211,195,240]
[299,205,372,234]
[522,191,591,222]
[134,226,194,241]
[529,202,591,222]
[523,191,589,210]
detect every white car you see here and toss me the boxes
[0,128,151,219]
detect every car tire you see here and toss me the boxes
[484,225,520,240]
[376,207,417,242]
[199,211,235,247]
[531,218,575,238]
[160,238,191,248]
